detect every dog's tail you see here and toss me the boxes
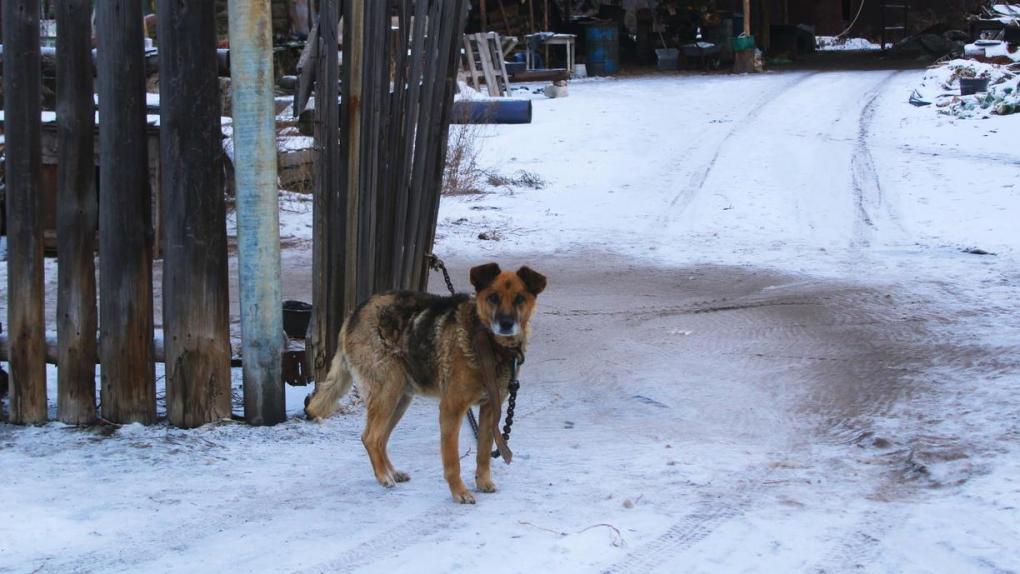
[304,345,354,420]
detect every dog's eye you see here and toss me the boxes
[514,294,525,306]
[487,293,500,305]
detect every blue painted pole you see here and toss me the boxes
[228,0,286,425]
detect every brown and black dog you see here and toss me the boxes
[304,263,546,503]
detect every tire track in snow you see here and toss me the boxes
[850,70,908,248]
[658,71,820,222]
[601,471,773,574]
[290,501,459,574]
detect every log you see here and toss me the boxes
[0,45,230,76]
[55,0,98,424]
[159,0,232,428]
[2,0,47,424]
[96,0,157,424]
[508,68,569,82]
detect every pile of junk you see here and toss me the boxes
[908,3,1020,118]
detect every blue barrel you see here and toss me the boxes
[584,23,619,75]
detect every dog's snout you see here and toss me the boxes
[498,317,515,332]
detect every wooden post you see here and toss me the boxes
[734,0,755,73]
[96,0,157,424]
[544,0,550,63]
[310,0,343,383]
[55,0,97,424]
[480,0,488,31]
[496,0,511,36]
[229,0,286,425]
[3,0,47,424]
[743,0,751,36]
[419,0,470,284]
[158,0,232,428]
[342,0,366,312]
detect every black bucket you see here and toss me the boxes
[282,300,312,339]
[960,78,990,96]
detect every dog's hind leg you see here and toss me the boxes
[361,366,409,487]
[381,393,414,483]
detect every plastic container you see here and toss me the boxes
[732,34,756,52]
[655,48,679,71]
[960,77,990,95]
[584,23,620,75]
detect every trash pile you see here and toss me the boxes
[962,3,1020,62]
[910,58,1020,118]
[909,3,1020,118]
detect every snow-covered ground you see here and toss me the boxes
[3,68,1020,573]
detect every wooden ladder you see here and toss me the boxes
[880,1,910,50]
[462,32,511,97]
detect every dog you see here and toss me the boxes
[304,262,546,504]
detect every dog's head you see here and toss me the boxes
[470,263,546,338]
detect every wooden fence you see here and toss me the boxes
[1,0,468,427]
[307,0,469,382]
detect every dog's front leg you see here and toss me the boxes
[475,400,499,493]
[440,398,475,504]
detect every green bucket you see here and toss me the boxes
[732,35,756,52]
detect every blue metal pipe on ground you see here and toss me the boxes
[450,99,532,124]
[229,0,286,425]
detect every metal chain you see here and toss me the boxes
[492,360,520,459]
[427,253,457,295]
[426,253,520,457]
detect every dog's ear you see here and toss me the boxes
[470,263,502,292]
[516,266,547,296]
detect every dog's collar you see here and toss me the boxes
[480,329,525,365]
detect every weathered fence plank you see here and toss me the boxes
[159,0,232,428]
[310,0,344,384]
[342,0,367,312]
[96,0,156,424]
[229,0,286,425]
[55,0,98,425]
[3,0,47,424]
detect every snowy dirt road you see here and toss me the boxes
[3,68,1020,573]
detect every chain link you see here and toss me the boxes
[428,253,457,295]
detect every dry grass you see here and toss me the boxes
[487,169,546,189]
[442,123,487,196]
[442,121,547,196]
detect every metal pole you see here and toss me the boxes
[229,0,286,425]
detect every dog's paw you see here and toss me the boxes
[475,477,498,493]
[451,489,476,504]
[376,474,397,488]
[392,470,411,483]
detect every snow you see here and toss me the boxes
[4,68,1020,573]
[816,36,883,51]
